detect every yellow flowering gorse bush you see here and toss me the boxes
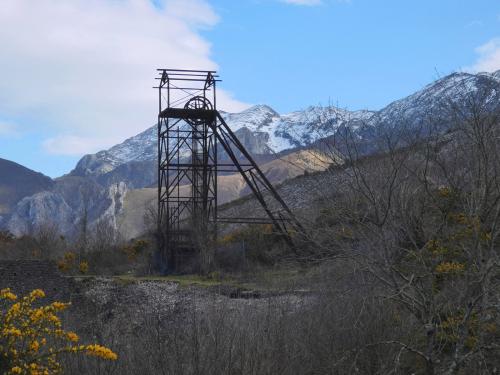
[56,252,76,273]
[0,288,117,374]
[122,239,149,262]
[78,261,89,274]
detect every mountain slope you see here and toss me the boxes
[69,70,500,190]
[116,149,334,239]
[3,69,500,238]
[367,71,500,130]
[69,104,373,188]
[0,158,54,221]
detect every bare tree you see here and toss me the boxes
[306,81,500,374]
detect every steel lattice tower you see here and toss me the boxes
[156,69,302,272]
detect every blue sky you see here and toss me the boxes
[207,0,499,111]
[0,0,498,177]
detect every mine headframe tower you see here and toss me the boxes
[156,69,302,272]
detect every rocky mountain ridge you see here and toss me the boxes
[69,104,373,187]
[0,158,54,228]
[70,70,500,186]
[2,70,499,237]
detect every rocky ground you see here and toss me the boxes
[65,274,316,338]
[77,275,315,319]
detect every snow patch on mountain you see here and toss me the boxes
[73,127,157,176]
[71,104,377,179]
[371,71,500,130]
[221,105,279,132]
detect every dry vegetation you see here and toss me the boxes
[1,86,499,374]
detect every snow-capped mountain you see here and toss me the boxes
[3,69,500,237]
[72,70,500,186]
[368,71,500,130]
[71,104,375,185]
[70,125,157,181]
[224,105,375,152]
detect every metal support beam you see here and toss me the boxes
[157,69,302,272]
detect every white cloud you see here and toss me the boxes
[0,0,249,156]
[0,120,19,137]
[281,0,322,6]
[465,20,483,28]
[468,38,500,73]
[279,0,351,6]
[42,135,113,156]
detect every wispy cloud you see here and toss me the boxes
[0,0,249,156]
[465,20,483,28]
[42,135,111,156]
[280,0,323,6]
[279,0,351,6]
[0,120,19,138]
[467,38,500,73]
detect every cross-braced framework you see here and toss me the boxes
[156,69,303,271]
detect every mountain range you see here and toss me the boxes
[1,70,499,239]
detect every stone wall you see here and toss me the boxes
[0,260,76,302]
